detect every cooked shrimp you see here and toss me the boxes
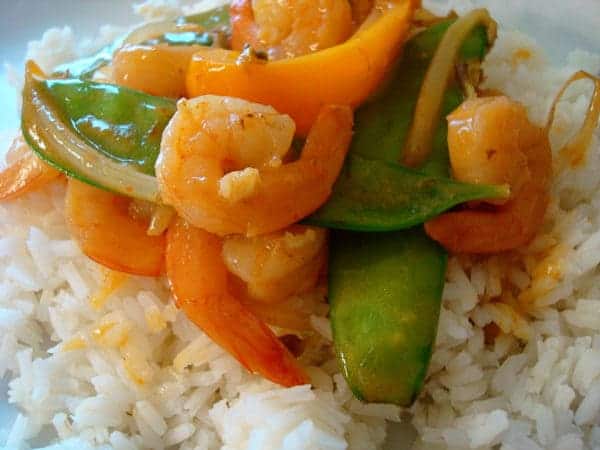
[65,179,166,276]
[447,96,530,202]
[425,96,552,253]
[112,44,204,98]
[166,217,309,386]
[349,0,374,27]
[0,135,61,201]
[222,225,327,302]
[230,0,353,59]
[240,292,327,331]
[156,96,353,237]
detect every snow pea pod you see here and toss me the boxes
[42,78,176,175]
[22,64,171,201]
[329,228,446,404]
[307,154,508,231]
[328,17,493,405]
[53,5,230,79]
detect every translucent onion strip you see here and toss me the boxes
[21,62,161,203]
[402,8,497,167]
[545,70,600,167]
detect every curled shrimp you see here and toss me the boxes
[447,96,531,203]
[66,179,166,276]
[112,44,204,98]
[222,225,327,303]
[425,96,552,253]
[155,95,353,237]
[231,0,353,59]
[0,134,61,201]
[166,217,309,386]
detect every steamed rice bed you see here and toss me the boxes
[2,1,600,449]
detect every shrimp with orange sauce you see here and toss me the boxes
[65,179,166,276]
[0,134,61,201]
[155,95,353,237]
[425,95,553,253]
[166,218,310,386]
[223,225,328,303]
[112,44,205,98]
[224,225,329,331]
[230,0,353,59]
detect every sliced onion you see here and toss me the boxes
[21,62,161,203]
[402,9,497,167]
[545,70,600,167]
[123,20,201,47]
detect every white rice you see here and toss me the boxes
[2,1,600,449]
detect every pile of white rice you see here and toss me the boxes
[1,1,600,449]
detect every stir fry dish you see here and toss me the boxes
[5,0,600,410]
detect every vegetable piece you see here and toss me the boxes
[52,38,124,80]
[329,229,446,404]
[186,0,416,135]
[403,9,496,167]
[546,71,600,168]
[39,77,175,176]
[22,62,168,201]
[141,31,214,47]
[328,16,492,405]
[65,179,166,276]
[0,135,61,201]
[52,5,230,79]
[165,217,309,387]
[306,154,508,231]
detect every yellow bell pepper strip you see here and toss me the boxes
[186,0,417,135]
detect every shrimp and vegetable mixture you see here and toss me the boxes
[4,0,600,417]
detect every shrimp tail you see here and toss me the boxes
[0,137,60,201]
[166,218,309,387]
[424,186,548,254]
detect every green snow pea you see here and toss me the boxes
[329,229,446,404]
[41,78,176,175]
[328,17,494,405]
[307,154,508,231]
[22,68,172,201]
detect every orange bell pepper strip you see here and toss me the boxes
[65,179,166,276]
[0,136,61,201]
[186,0,417,135]
[165,218,309,387]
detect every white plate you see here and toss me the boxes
[0,1,598,448]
